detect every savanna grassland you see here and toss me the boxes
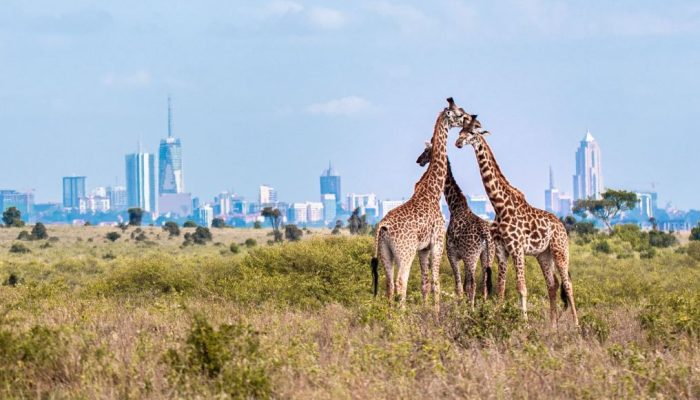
[0,225,699,399]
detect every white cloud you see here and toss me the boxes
[307,96,372,116]
[263,0,303,17]
[102,70,152,87]
[308,7,346,29]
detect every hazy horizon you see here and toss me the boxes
[1,1,698,209]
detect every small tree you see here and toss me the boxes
[212,217,227,228]
[128,208,144,226]
[244,238,257,248]
[2,207,24,227]
[285,224,303,241]
[184,226,213,245]
[690,223,700,241]
[261,207,282,242]
[573,189,638,231]
[183,220,198,228]
[30,223,49,240]
[331,220,342,235]
[163,221,181,237]
[253,221,262,229]
[347,208,369,235]
[106,232,121,242]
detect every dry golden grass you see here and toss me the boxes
[0,225,698,399]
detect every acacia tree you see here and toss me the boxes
[573,189,638,231]
[261,207,283,242]
[347,208,369,235]
[128,208,144,226]
[2,207,24,227]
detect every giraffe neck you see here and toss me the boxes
[443,157,471,215]
[414,114,450,202]
[472,136,525,216]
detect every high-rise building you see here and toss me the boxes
[320,162,341,211]
[107,186,128,211]
[558,194,573,216]
[125,149,158,213]
[195,204,213,227]
[573,130,604,201]
[0,190,34,222]
[288,203,308,224]
[259,185,277,205]
[467,195,489,217]
[63,176,86,209]
[346,193,378,214]
[159,96,185,194]
[634,192,654,220]
[544,166,560,214]
[322,194,336,223]
[379,199,404,218]
[307,202,324,223]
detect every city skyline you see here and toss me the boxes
[1,2,698,210]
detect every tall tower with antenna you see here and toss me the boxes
[159,95,184,194]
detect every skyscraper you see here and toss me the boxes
[259,185,277,205]
[573,130,604,201]
[544,166,560,214]
[125,148,157,213]
[320,162,341,211]
[159,96,184,194]
[62,176,86,209]
[322,193,336,223]
[107,186,128,211]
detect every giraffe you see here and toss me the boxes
[455,119,579,327]
[371,98,471,313]
[415,140,494,308]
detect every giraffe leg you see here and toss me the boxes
[418,248,431,305]
[430,234,445,315]
[463,253,479,309]
[513,250,528,320]
[536,249,559,329]
[494,240,508,302]
[395,253,416,309]
[552,244,579,327]
[447,252,463,298]
[379,237,395,302]
[480,241,494,300]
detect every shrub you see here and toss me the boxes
[284,224,303,241]
[2,206,24,227]
[253,221,262,229]
[690,223,700,241]
[9,243,30,254]
[687,242,700,261]
[593,240,612,254]
[574,221,598,236]
[639,292,700,344]
[244,238,257,248]
[648,231,677,248]
[212,218,227,228]
[105,232,121,242]
[579,313,610,343]
[444,301,525,345]
[230,243,240,254]
[612,224,648,250]
[163,221,181,237]
[128,208,143,226]
[30,223,49,240]
[183,220,198,228]
[184,227,213,245]
[95,257,196,295]
[3,273,20,286]
[16,230,31,241]
[640,248,657,259]
[164,315,271,399]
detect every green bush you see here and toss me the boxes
[579,313,610,343]
[30,223,49,240]
[639,248,657,259]
[105,232,121,242]
[648,231,677,248]
[444,301,525,345]
[593,240,612,254]
[574,221,598,236]
[184,220,198,228]
[163,221,181,237]
[612,224,648,250]
[94,257,196,295]
[164,315,271,399]
[244,238,257,248]
[284,224,303,241]
[230,243,240,254]
[687,242,700,261]
[184,227,213,245]
[690,223,700,241]
[16,230,31,241]
[639,292,700,344]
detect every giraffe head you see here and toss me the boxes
[443,97,471,128]
[416,141,432,167]
[455,115,489,148]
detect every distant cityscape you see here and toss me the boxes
[1,99,698,230]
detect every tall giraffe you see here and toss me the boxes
[371,98,470,312]
[455,120,579,327]
[415,141,494,308]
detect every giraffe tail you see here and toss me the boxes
[371,257,379,297]
[483,233,493,296]
[560,271,571,310]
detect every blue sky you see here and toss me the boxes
[1,1,698,209]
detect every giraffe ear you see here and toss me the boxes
[481,130,491,137]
